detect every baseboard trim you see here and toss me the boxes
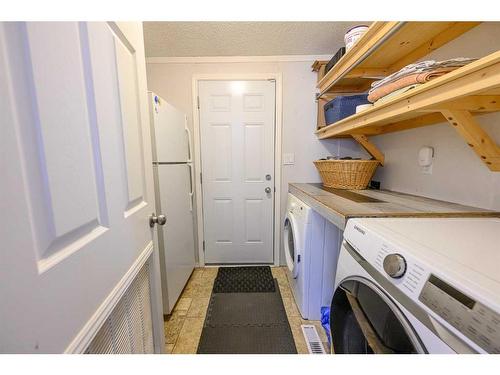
[64,241,154,353]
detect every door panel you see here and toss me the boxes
[10,22,108,269]
[245,199,264,242]
[114,35,147,213]
[199,80,275,264]
[244,123,265,182]
[25,23,104,245]
[210,123,232,181]
[214,199,233,242]
[0,22,160,353]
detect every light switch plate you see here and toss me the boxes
[283,153,295,165]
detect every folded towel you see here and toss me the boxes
[369,57,476,93]
[373,84,422,106]
[368,68,456,103]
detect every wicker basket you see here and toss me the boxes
[314,159,380,189]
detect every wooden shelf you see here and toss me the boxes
[316,22,480,96]
[315,51,500,171]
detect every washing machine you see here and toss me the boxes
[284,193,341,320]
[330,217,500,354]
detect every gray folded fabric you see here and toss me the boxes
[370,58,477,93]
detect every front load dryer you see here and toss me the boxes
[284,193,340,320]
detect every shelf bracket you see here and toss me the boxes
[351,134,385,166]
[441,109,500,171]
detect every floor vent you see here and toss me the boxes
[301,325,326,354]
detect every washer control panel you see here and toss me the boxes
[419,274,500,353]
[383,253,407,278]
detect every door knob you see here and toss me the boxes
[149,213,166,228]
[265,187,272,194]
[265,174,272,181]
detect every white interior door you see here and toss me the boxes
[0,22,162,353]
[199,80,275,264]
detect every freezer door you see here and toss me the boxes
[151,94,190,163]
[157,164,196,314]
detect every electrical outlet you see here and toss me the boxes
[418,146,434,175]
[421,164,433,174]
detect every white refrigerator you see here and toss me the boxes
[148,92,196,315]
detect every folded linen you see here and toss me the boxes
[373,84,422,106]
[368,68,456,103]
[369,57,476,93]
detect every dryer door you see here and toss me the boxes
[329,277,425,354]
[284,214,299,278]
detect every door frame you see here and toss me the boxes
[192,73,283,266]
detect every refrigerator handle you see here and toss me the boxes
[187,163,194,212]
[185,121,193,163]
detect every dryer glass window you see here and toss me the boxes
[284,218,295,262]
[330,280,421,354]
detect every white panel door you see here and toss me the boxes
[199,80,275,264]
[0,22,160,353]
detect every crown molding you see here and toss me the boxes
[146,54,333,64]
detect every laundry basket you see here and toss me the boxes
[314,159,380,190]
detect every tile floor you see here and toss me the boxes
[164,266,330,354]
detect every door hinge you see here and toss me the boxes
[197,96,200,109]
[200,172,203,184]
[202,240,205,252]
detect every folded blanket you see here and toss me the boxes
[369,57,476,93]
[373,84,422,106]
[368,68,455,103]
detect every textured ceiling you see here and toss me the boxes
[143,22,363,57]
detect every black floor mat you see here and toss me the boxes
[205,285,289,326]
[197,267,297,354]
[197,325,297,354]
[212,266,276,293]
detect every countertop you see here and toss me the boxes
[289,183,500,230]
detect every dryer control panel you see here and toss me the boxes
[419,274,500,354]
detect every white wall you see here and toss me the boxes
[367,23,500,210]
[146,59,339,265]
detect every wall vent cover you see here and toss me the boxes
[86,260,154,354]
[301,324,326,354]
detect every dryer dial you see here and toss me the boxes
[383,253,407,278]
